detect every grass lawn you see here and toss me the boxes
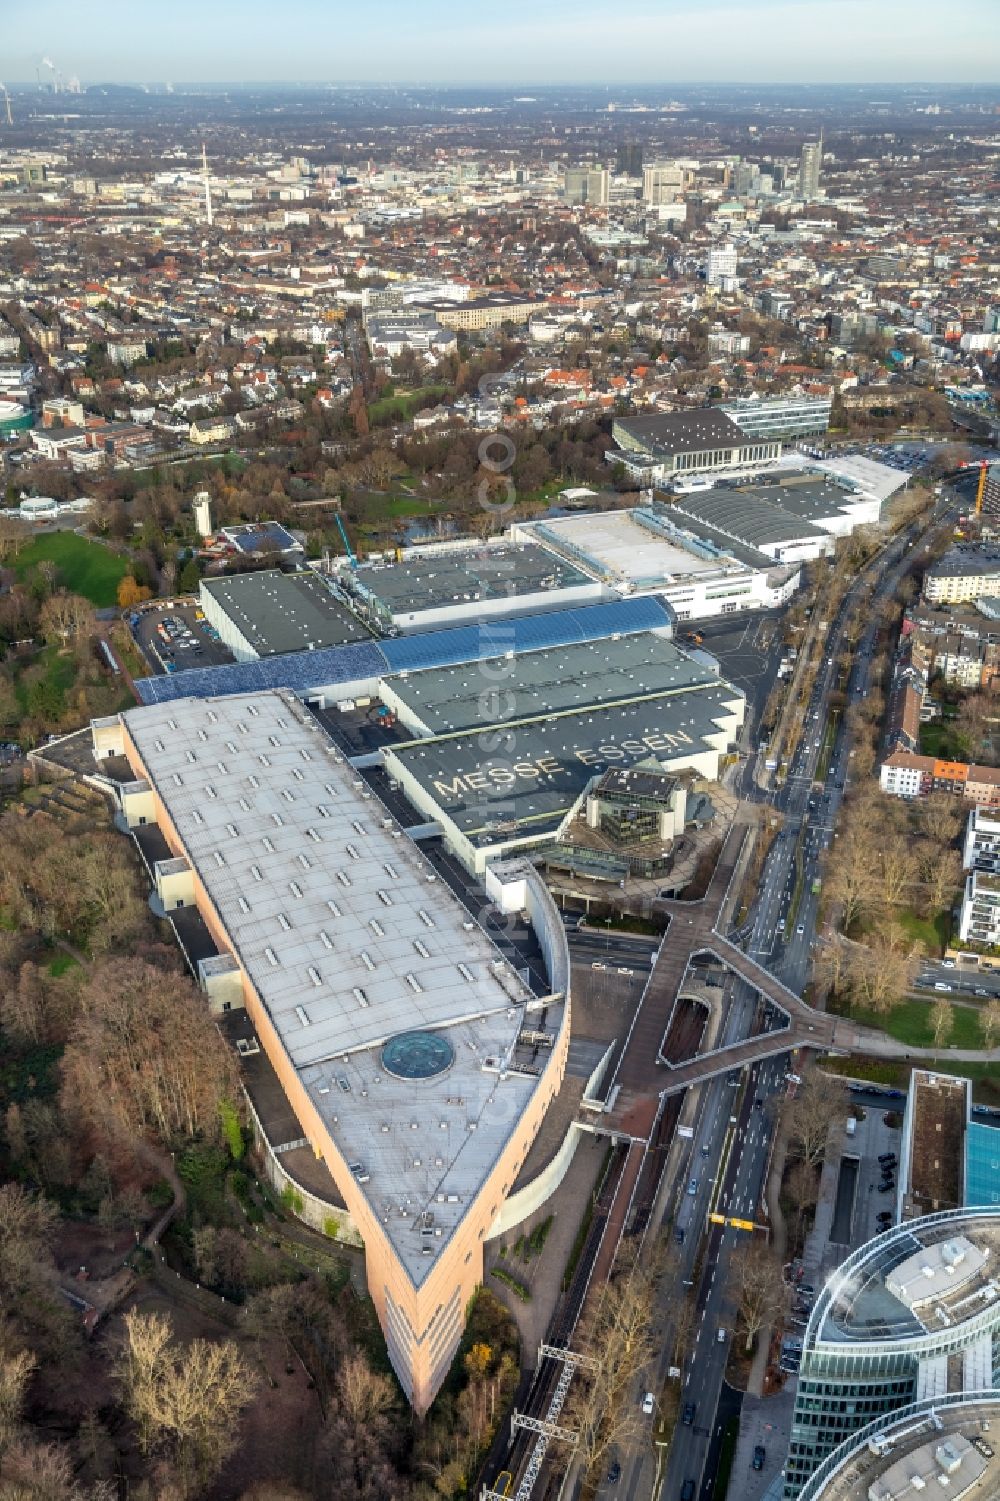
[12,532,127,607]
[363,494,448,520]
[47,953,79,978]
[14,644,79,719]
[919,720,967,760]
[897,906,953,955]
[839,996,988,1050]
[368,384,449,425]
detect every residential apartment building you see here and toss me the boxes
[958,868,1000,945]
[962,806,1000,873]
[924,545,1000,606]
[879,750,1000,805]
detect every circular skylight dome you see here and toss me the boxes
[381,1030,455,1081]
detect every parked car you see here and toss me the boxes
[607,1460,621,1485]
[682,1402,695,1426]
[642,1392,655,1416]
[753,1445,766,1472]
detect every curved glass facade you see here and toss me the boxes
[784,1208,1000,1498]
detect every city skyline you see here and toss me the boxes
[8,0,1000,86]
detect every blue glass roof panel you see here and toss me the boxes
[133,595,675,705]
[966,1120,1000,1208]
[380,595,675,675]
[134,640,390,705]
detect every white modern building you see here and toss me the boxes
[513,505,801,620]
[958,868,1000,946]
[706,244,738,287]
[963,807,1000,874]
[720,393,833,442]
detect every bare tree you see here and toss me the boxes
[335,1351,395,1429]
[726,1239,786,1354]
[559,1250,658,1483]
[784,1069,843,1168]
[981,998,1000,1051]
[0,1340,35,1454]
[812,940,848,1003]
[0,516,30,561]
[930,997,954,1051]
[823,826,880,932]
[918,794,965,846]
[957,694,995,762]
[786,1160,820,1251]
[920,846,963,917]
[877,833,918,908]
[846,930,916,1015]
[60,957,239,1154]
[37,591,96,647]
[0,1439,114,1501]
[117,1309,257,1497]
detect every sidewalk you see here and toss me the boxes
[747,1111,790,1398]
[485,1131,607,1370]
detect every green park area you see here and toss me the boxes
[368,384,449,425]
[896,906,953,955]
[839,996,988,1050]
[12,532,128,607]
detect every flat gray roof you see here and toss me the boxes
[349,542,594,616]
[671,489,829,548]
[734,473,864,522]
[388,632,716,737]
[930,546,1000,581]
[815,1212,1000,1347]
[528,509,769,585]
[201,570,372,656]
[121,689,553,1286]
[808,1400,1000,1501]
[797,452,911,503]
[386,680,744,845]
[615,408,749,457]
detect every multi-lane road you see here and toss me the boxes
[655,482,969,1501]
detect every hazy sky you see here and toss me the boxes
[8,0,1000,85]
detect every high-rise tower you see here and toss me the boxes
[201,142,213,227]
[799,133,822,200]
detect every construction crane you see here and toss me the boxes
[335,513,358,569]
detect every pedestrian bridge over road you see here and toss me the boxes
[596,816,998,1133]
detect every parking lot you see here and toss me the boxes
[798,1101,904,1300]
[132,600,235,675]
